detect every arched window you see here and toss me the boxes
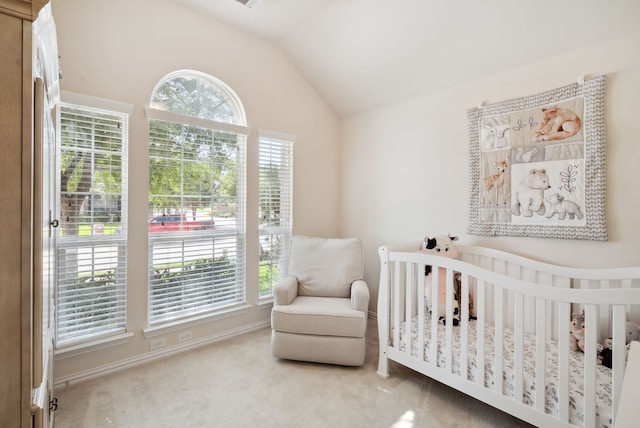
[147,70,248,324]
[149,70,246,124]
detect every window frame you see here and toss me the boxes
[146,71,250,326]
[55,93,131,348]
[258,130,294,300]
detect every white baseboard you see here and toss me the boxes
[54,319,271,390]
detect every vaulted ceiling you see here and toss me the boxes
[176,0,640,117]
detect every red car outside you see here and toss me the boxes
[148,214,214,233]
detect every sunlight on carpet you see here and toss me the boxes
[390,410,415,428]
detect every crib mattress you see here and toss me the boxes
[396,316,613,427]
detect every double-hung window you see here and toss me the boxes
[147,71,248,324]
[258,133,293,298]
[56,102,128,347]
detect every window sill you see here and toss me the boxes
[256,298,273,311]
[55,331,134,360]
[143,304,252,338]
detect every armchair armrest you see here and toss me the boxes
[274,276,299,305]
[350,280,370,313]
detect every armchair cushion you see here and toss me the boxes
[288,236,363,298]
[271,296,366,337]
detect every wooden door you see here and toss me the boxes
[32,4,59,425]
[0,2,51,426]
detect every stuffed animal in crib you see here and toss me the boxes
[625,321,640,344]
[454,272,478,320]
[598,321,640,368]
[569,310,585,352]
[420,234,461,326]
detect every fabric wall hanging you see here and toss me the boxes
[466,76,607,240]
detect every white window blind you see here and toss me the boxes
[56,104,128,347]
[148,120,247,324]
[258,134,293,298]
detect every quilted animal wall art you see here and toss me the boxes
[466,76,607,241]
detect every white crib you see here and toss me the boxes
[377,242,640,428]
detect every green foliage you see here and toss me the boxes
[59,106,124,233]
[259,260,280,296]
[150,74,236,122]
[57,270,120,333]
[150,257,237,318]
[148,119,239,214]
[259,163,282,226]
[77,223,120,235]
[148,73,243,215]
[60,108,124,195]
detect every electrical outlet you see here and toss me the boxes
[178,331,192,343]
[150,337,166,350]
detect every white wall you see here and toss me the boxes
[52,0,340,382]
[340,33,640,313]
[52,0,640,381]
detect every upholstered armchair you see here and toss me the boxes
[270,236,370,366]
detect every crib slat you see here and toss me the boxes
[393,261,401,349]
[584,304,598,428]
[430,267,439,364]
[558,302,570,423]
[477,280,486,387]
[418,264,426,362]
[494,286,504,394]
[445,268,454,372]
[535,298,546,412]
[514,292,524,404]
[460,272,470,379]
[598,280,611,340]
[405,263,413,354]
[377,251,390,377]
[576,279,589,317]
[622,279,632,317]
[611,304,626,425]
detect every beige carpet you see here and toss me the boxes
[54,319,534,428]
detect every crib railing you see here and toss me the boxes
[377,242,640,428]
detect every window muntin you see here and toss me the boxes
[258,135,293,298]
[56,104,128,346]
[148,71,247,324]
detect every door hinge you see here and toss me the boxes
[49,397,58,414]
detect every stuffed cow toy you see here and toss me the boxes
[421,234,461,326]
